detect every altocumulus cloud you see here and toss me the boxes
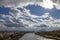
[0,0,60,9]
[0,0,60,31]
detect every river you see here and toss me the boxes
[19,33,54,40]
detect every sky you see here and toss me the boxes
[0,0,60,31]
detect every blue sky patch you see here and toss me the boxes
[0,7,10,15]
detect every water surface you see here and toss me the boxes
[19,33,54,40]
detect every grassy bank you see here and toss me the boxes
[0,32,26,40]
[35,30,60,40]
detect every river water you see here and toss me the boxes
[19,33,54,40]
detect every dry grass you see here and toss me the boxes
[0,30,60,40]
[35,30,60,40]
[0,32,26,40]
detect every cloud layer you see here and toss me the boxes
[0,0,60,31]
[0,0,60,9]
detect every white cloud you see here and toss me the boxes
[23,8,31,16]
[0,0,60,31]
[0,0,60,9]
[40,0,54,9]
[52,0,60,9]
[40,13,50,18]
[9,8,23,19]
[0,21,7,28]
[0,8,60,28]
[23,8,40,18]
[0,0,42,8]
[0,11,60,31]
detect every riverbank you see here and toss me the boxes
[0,30,60,40]
[35,30,60,40]
[0,32,26,40]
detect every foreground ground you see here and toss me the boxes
[0,32,26,40]
[35,30,60,40]
[0,30,60,40]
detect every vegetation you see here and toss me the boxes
[0,30,60,40]
[35,30,60,40]
[0,32,26,40]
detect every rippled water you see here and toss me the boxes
[19,33,54,40]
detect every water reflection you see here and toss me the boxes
[19,33,54,40]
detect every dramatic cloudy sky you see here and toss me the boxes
[0,0,60,31]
